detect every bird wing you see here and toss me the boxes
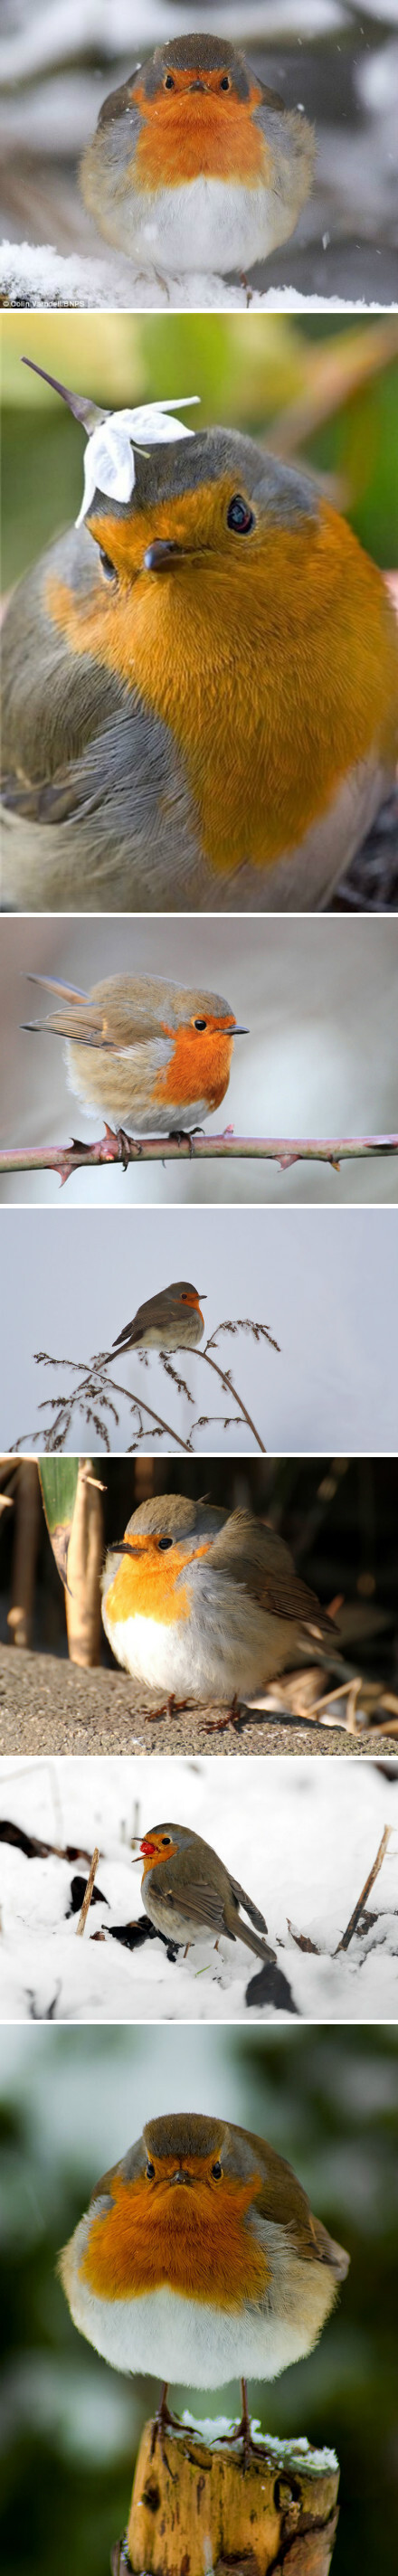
[241,2127,349,2275]
[1,526,130,827]
[164,1876,232,1938]
[112,1314,142,1350]
[228,1873,268,1937]
[96,73,143,140]
[24,974,115,1048]
[207,1514,337,1640]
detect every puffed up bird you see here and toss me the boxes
[3,365,397,914]
[23,969,247,1136]
[80,35,315,280]
[109,1282,205,1359]
[59,2108,349,2448]
[136,1819,276,1966]
[100,1493,338,1711]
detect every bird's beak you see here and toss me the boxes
[144,539,184,573]
[189,80,206,92]
[232,1024,249,1037]
[108,1539,142,1558]
[171,2168,194,2186]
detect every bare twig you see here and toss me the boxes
[196,1347,267,1454]
[76,1847,100,1937]
[336,1823,392,1952]
[14,1314,278,1456]
[1,1132,398,1183]
[13,1353,194,1455]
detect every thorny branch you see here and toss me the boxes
[1,1131,398,1183]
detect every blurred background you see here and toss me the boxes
[0,2022,397,2576]
[1,914,398,1206]
[1,1453,397,1698]
[1,1,398,303]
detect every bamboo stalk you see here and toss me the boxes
[64,1458,104,1668]
[1,1132,398,1182]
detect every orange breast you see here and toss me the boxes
[130,82,267,191]
[155,1022,233,1112]
[47,493,398,876]
[105,1534,211,1631]
[81,2164,269,2306]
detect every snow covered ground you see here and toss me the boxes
[0,1753,397,2024]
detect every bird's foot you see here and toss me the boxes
[240,270,253,308]
[204,1693,243,1734]
[150,2384,179,2475]
[168,1125,204,1156]
[93,1123,137,1170]
[220,2382,264,2473]
[145,1692,190,1724]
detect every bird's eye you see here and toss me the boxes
[99,548,118,583]
[220,75,231,90]
[227,497,255,535]
[194,1018,207,1031]
[164,73,175,90]
[146,2161,155,2179]
[157,1535,173,1551]
[161,1835,172,1845]
[212,2161,223,2179]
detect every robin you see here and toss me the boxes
[101,1494,337,1717]
[135,1820,276,1967]
[23,969,248,1138]
[80,36,315,281]
[3,368,396,914]
[59,2109,349,2448]
[109,1282,205,1361]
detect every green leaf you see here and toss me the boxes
[38,1458,82,1587]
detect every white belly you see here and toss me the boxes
[111,175,287,274]
[67,2274,315,2387]
[101,1578,295,1703]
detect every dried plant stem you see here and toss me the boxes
[336,1823,392,1952]
[76,1847,100,1936]
[1,1131,398,1182]
[196,1347,266,1454]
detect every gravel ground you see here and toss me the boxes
[0,1645,395,1759]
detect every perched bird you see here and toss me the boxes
[3,370,397,915]
[59,2108,349,2445]
[101,1493,337,1711]
[80,36,315,280]
[136,1819,276,1966]
[23,969,247,1136]
[109,1282,205,1360]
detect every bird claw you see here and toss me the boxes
[220,2383,264,2473]
[150,2387,179,2477]
[204,1694,243,1734]
[168,1125,204,1156]
[145,1693,190,1723]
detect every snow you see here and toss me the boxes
[182,2411,338,2468]
[0,240,389,315]
[0,1753,396,2025]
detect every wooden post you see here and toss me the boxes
[111,2415,340,2576]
